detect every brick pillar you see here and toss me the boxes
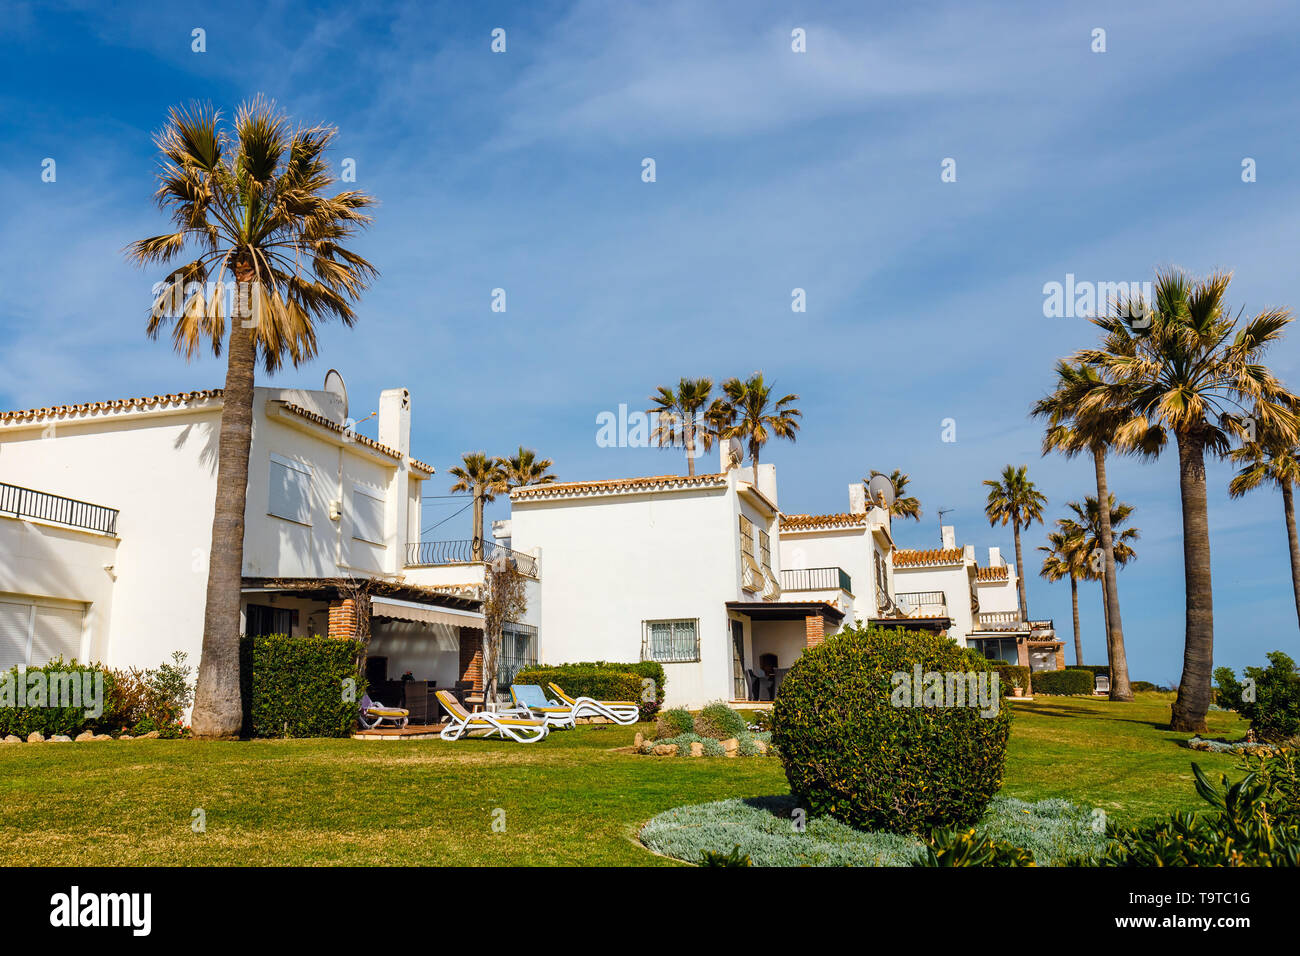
[328,598,359,639]
[458,627,484,692]
[804,614,825,649]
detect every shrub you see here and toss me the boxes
[914,828,1035,866]
[514,660,665,720]
[654,707,695,739]
[771,623,1012,835]
[240,634,365,738]
[0,658,116,738]
[1131,681,1159,693]
[1030,668,1095,696]
[103,651,194,736]
[1215,651,1300,743]
[694,701,748,740]
[993,664,1030,695]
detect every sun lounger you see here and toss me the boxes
[509,684,577,728]
[546,682,640,725]
[359,693,410,730]
[435,690,549,743]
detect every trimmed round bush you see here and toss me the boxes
[772,623,1012,834]
[694,701,748,740]
[653,707,695,739]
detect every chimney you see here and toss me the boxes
[379,388,412,573]
[848,483,867,515]
[989,546,1002,566]
[941,525,956,550]
[755,463,778,508]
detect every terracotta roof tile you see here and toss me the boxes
[511,473,726,499]
[0,389,224,423]
[275,402,403,460]
[976,565,1009,582]
[779,512,870,530]
[893,547,965,568]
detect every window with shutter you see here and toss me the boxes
[0,601,32,671]
[351,485,386,545]
[268,454,312,524]
[31,605,83,665]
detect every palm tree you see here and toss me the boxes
[867,469,921,521]
[1079,268,1298,731]
[718,373,801,470]
[1039,523,1088,666]
[503,446,556,490]
[127,100,376,738]
[1032,361,1161,702]
[448,453,509,560]
[1229,430,1300,628]
[648,378,730,476]
[982,465,1048,622]
[1066,496,1140,679]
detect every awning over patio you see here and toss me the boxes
[726,600,845,624]
[370,595,484,631]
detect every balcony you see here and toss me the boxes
[405,539,538,577]
[0,481,118,535]
[779,566,852,593]
[896,590,948,617]
[976,610,1023,631]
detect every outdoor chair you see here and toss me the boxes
[358,694,409,730]
[434,690,549,743]
[546,682,640,725]
[509,684,577,728]
[746,668,773,702]
[1095,675,1111,695]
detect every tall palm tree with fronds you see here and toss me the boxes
[1229,429,1300,628]
[1067,496,1140,688]
[718,373,801,470]
[1078,269,1298,731]
[1039,522,1088,666]
[983,465,1048,622]
[448,453,508,560]
[866,469,921,521]
[1032,361,1161,702]
[503,446,555,490]
[127,99,376,738]
[648,378,729,476]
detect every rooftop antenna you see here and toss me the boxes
[937,507,954,545]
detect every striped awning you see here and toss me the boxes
[370,596,484,631]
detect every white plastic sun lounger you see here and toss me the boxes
[546,682,640,725]
[359,693,409,730]
[509,684,577,729]
[435,690,549,743]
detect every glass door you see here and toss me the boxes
[731,619,747,700]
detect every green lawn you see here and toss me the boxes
[0,692,1248,865]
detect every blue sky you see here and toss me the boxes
[2,0,1299,683]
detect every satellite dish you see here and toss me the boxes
[323,369,348,420]
[725,437,744,469]
[867,473,896,509]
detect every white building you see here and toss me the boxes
[0,372,539,718]
[892,525,1063,671]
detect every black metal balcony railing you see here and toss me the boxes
[405,539,538,577]
[0,481,118,535]
[895,590,948,611]
[779,566,852,593]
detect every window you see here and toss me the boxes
[269,453,312,525]
[0,599,85,668]
[759,529,771,570]
[245,604,293,637]
[351,484,386,545]
[642,619,700,663]
[739,515,754,558]
[496,622,538,688]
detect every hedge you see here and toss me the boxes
[992,664,1031,695]
[240,634,366,738]
[1030,668,1096,696]
[514,660,665,720]
[0,659,114,738]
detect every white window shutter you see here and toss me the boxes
[0,601,31,671]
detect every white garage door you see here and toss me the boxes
[0,598,86,669]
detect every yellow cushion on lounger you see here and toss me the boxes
[368,707,408,717]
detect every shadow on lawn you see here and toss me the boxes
[1015,702,1185,735]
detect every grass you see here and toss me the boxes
[0,692,1249,865]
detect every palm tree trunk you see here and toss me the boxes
[684,417,696,477]
[471,487,484,561]
[1012,522,1028,621]
[1070,576,1082,666]
[191,296,256,739]
[1284,482,1300,629]
[1170,431,1214,733]
[1093,447,1133,701]
[1100,580,1109,658]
